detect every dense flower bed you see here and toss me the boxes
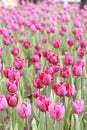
[0,1,87,130]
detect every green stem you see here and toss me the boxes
[11,108,16,130]
[12,110,14,130]
[55,120,58,130]
[45,112,48,130]
[1,111,5,130]
[46,86,49,97]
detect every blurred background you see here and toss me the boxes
[0,0,87,10]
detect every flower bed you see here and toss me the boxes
[0,1,87,130]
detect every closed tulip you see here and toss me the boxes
[0,94,8,111]
[6,93,18,107]
[48,103,65,120]
[72,99,85,114]
[16,102,31,119]
[36,95,52,112]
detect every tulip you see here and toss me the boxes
[53,82,67,96]
[36,95,52,112]
[6,80,18,93]
[3,67,20,81]
[42,37,48,44]
[39,71,52,86]
[67,38,74,46]
[72,99,85,114]
[14,57,24,70]
[16,102,31,119]
[0,94,8,111]
[64,54,73,65]
[48,103,65,120]
[34,62,41,71]
[60,67,70,78]
[11,47,19,56]
[34,44,41,51]
[52,39,62,48]
[32,90,40,98]
[30,54,39,63]
[72,64,83,76]
[6,93,18,107]
[33,77,43,89]
[77,48,85,57]
[80,40,87,48]
[65,83,75,97]
[23,40,31,49]
[48,54,59,64]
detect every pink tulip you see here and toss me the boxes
[19,37,25,44]
[3,67,20,81]
[53,63,60,72]
[75,32,83,40]
[0,94,8,111]
[60,67,70,78]
[34,50,42,58]
[11,47,19,56]
[59,29,65,36]
[67,38,74,46]
[6,93,18,107]
[52,39,62,48]
[43,50,51,58]
[20,28,25,34]
[64,54,73,65]
[74,19,81,27]
[80,40,87,48]
[72,64,83,76]
[72,99,85,114]
[33,77,43,89]
[11,23,19,31]
[76,58,85,69]
[65,83,75,97]
[53,82,67,96]
[48,54,59,64]
[34,62,41,71]
[42,37,48,44]
[50,27,56,33]
[46,28,51,34]
[39,71,52,86]
[2,28,10,38]
[32,90,40,98]
[48,103,65,120]
[23,40,31,49]
[14,57,24,70]
[17,102,31,119]
[44,65,54,78]
[30,25,37,32]
[3,38,11,46]
[77,48,85,57]
[34,44,41,51]
[36,95,52,112]
[61,23,67,32]
[72,28,78,35]
[42,73,52,86]
[30,54,39,63]
[6,80,18,93]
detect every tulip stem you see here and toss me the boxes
[45,112,48,130]
[11,108,16,130]
[46,86,49,97]
[55,120,58,130]
[1,111,5,130]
